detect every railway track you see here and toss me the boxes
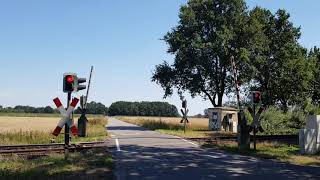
[187,135,299,145]
[0,141,107,155]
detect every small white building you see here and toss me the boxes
[208,107,238,133]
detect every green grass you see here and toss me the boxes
[0,147,113,179]
[0,117,108,145]
[203,141,320,167]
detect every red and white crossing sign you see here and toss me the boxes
[52,97,79,136]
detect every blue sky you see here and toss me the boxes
[0,0,319,115]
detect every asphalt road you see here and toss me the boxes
[106,118,320,180]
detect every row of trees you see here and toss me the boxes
[0,101,178,116]
[152,0,320,111]
[108,101,179,117]
[0,101,108,115]
[0,105,55,114]
[74,101,108,115]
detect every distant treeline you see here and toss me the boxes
[0,101,108,115]
[0,105,56,114]
[108,101,179,117]
[74,101,108,115]
[0,101,179,116]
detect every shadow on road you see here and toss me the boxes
[107,126,149,131]
[112,144,320,180]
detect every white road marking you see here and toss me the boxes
[182,138,199,146]
[173,136,199,147]
[115,138,121,152]
[118,132,140,136]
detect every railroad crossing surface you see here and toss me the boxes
[107,118,320,180]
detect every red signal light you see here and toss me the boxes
[252,91,262,104]
[66,75,74,83]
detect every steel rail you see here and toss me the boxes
[0,141,106,155]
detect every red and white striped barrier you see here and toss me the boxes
[52,97,79,136]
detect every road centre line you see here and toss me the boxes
[115,138,121,152]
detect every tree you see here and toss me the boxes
[152,0,250,107]
[44,106,54,113]
[309,47,320,104]
[75,101,108,115]
[108,101,179,117]
[245,8,313,110]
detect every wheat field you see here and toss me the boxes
[0,116,66,132]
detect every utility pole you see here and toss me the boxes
[64,92,71,160]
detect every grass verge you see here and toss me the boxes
[0,147,113,180]
[203,141,320,167]
[0,116,108,145]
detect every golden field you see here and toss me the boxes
[0,116,64,132]
[0,115,107,145]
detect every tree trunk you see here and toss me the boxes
[217,93,223,107]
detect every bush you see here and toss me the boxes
[260,106,307,135]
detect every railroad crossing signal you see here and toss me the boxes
[247,91,265,150]
[63,73,87,93]
[247,106,265,133]
[63,73,76,93]
[76,77,87,92]
[52,97,79,136]
[252,91,262,104]
[182,100,187,108]
[78,96,89,137]
[180,109,189,124]
[180,100,189,133]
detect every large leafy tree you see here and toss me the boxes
[246,8,313,110]
[309,47,320,104]
[152,0,250,107]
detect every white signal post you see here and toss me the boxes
[52,97,79,136]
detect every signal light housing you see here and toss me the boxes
[252,91,262,104]
[75,77,86,91]
[182,100,187,108]
[63,73,87,93]
[63,73,76,93]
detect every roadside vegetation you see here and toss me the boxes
[0,116,108,145]
[203,141,320,167]
[117,116,235,138]
[0,147,113,179]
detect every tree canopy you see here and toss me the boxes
[153,0,319,110]
[75,101,108,115]
[245,7,314,110]
[153,0,249,107]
